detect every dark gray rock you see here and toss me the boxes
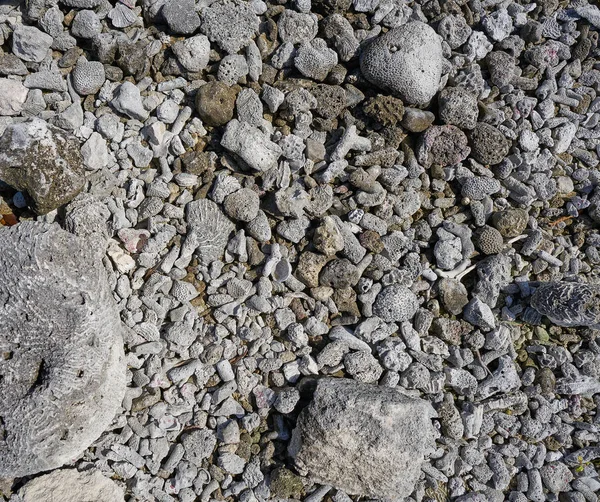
[162,0,201,35]
[0,222,126,477]
[0,118,86,214]
[469,123,511,165]
[289,378,437,500]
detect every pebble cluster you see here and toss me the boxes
[0,0,600,501]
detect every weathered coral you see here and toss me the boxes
[183,199,235,265]
[360,21,443,105]
[0,222,126,477]
[289,377,437,500]
[71,59,106,95]
[294,38,338,81]
[60,0,102,7]
[531,282,600,328]
[372,284,419,322]
[200,0,259,54]
[0,118,85,215]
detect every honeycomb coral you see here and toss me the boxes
[71,60,105,95]
[0,222,126,477]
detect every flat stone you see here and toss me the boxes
[0,78,28,116]
[18,469,125,502]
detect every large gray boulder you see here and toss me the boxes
[0,222,126,477]
[0,118,85,215]
[17,468,125,502]
[289,378,437,500]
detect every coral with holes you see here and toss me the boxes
[372,284,419,322]
[360,21,443,105]
[294,39,338,81]
[531,282,600,328]
[200,0,259,54]
[0,222,126,477]
[71,60,105,95]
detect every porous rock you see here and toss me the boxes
[360,21,443,105]
[195,81,238,127]
[289,377,436,500]
[372,284,419,322]
[0,222,126,477]
[18,468,125,502]
[469,122,511,165]
[0,118,85,214]
[186,198,235,265]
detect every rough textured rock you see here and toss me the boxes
[469,122,511,165]
[360,21,443,105]
[373,284,420,322]
[185,199,235,265]
[0,222,126,477]
[195,81,238,127]
[0,78,29,116]
[18,468,125,502]
[531,282,600,328]
[289,377,437,500]
[0,118,85,214]
[200,0,259,54]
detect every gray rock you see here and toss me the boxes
[172,35,211,73]
[71,9,102,39]
[438,87,479,130]
[0,222,126,477]
[60,0,103,6]
[221,119,282,171]
[539,462,573,494]
[111,81,149,121]
[0,118,85,214]
[18,468,125,502]
[162,0,201,35]
[360,21,443,105]
[463,297,496,331]
[278,9,318,44]
[289,378,437,500]
[294,38,338,81]
[531,282,600,329]
[200,0,259,54]
[223,188,260,222]
[0,78,28,116]
[437,278,469,315]
[372,284,419,322]
[12,25,53,63]
[182,429,217,467]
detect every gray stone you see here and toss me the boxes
[223,188,260,222]
[12,25,53,63]
[111,81,149,121]
[72,60,106,95]
[182,429,217,467]
[18,468,125,502]
[0,78,28,116]
[289,378,437,500]
[71,9,102,39]
[200,0,259,54]
[0,222,126,477]
[0,118,85,214]
[163,0,201,34]
[221,119,282,171]
[539,462,573,493]
[172,35,211,73]
[360,21,443,105]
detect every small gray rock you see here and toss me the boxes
[372,284,419,322]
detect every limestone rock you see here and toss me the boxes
[18,468,125,502]
[0,118,85,214]
[289,377,437,500]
